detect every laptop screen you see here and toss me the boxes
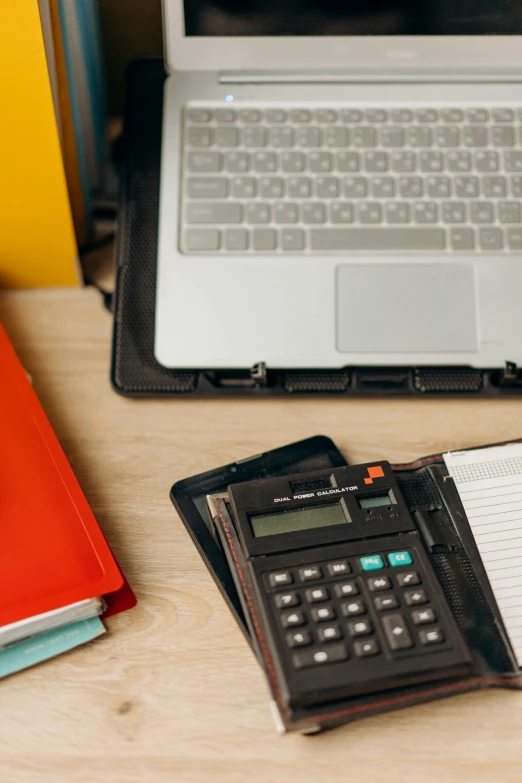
[183,0,522,36]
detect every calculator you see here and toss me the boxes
[218,462,472,711]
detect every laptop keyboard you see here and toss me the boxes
[181,106,522,254]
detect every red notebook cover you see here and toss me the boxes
[0,323,136,626]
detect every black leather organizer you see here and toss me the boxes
[112,57,522,397]
[171,436,522,733]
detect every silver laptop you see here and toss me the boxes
[155,0,522,371]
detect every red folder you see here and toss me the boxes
[0,323,136,627]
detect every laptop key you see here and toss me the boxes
[239,109,261,123]
[186,203,242,224]
[186,109,212,123]
[447,151,471,171]
[281,152,305,172]
[336,152,360,172]
[475,151,499,172]
[352,127,377,147]
[498,202,522,223]
[225,229,248,251]
[325,127,349,147]
[442,202,466,223]
[246,202,271,224]
[185,229,220,251]
[187,178,228,198]
[214,127,239,147]
[281,228,305,250]
[435,126,460,147]
[492,127,515,147]
[390,151,416,172]
[470,202,495,224]
[482,176,507,198]
[504,151,522,172]
[253,228,277,250]
[507,228,522,249]
[479,228,503,250]
[463,126,488,147]
[225,151,250,172]
[274,203,299,223]
[188,127,212,147]
[386,203,411,224]
[450,228,474,250]
[310,228,445,251]
[380,127,404,147]
[243,127,267,147]
[253,152,278,172]
[232,177,256,198]
[215,108,236,123]
[187,152,222,172]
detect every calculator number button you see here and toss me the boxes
[268,570,293,588]
[311,605,336,622]
[367,576,392,592]
[347,619,373,637]
[404,588,428,606]
[317,624,342,642]
[341,599,366,617]
[306,587,330,603]
[374,595,399,611]
[412,608,437,625]
[419,628,445,645]
[360,555,385,571]
[388,551,413,567]
[286,630,312,648]
[281,610,306,628]
[397,571,421,587]
[382,613,414,650]
[327,560,351,577]
[334,581,359,598]
[293,644,349,669]
[354,639,380,657]
[274,591,300,609]
[299,565,323,581]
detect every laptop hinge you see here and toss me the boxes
[219,69,522,85]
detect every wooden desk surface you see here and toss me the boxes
[1,287,522,783]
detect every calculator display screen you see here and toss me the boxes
[250,503,347,538]
[358,493,392,510]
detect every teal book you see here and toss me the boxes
[0,617,105,679]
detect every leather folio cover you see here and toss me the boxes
[173,437,522,733]
[0,323,136,627]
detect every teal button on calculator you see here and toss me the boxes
[388,551,413,567]
[360,555,384,571]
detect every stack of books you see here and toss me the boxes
[0,324,135,678]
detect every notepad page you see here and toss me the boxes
[444,442,522,666]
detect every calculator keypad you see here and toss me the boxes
[264,547,452,669]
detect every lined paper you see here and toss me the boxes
[444,442,522,666]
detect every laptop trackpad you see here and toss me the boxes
[336,263,478,352]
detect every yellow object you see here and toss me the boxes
[0,0,80,288]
